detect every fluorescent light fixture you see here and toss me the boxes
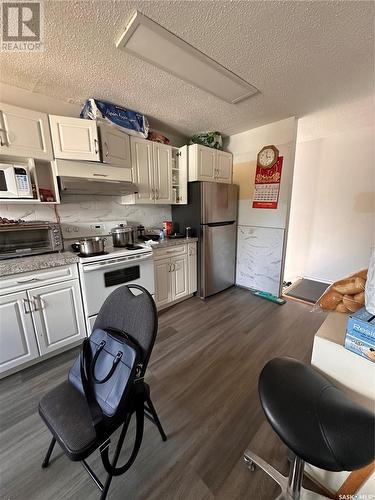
[116,11,258,104]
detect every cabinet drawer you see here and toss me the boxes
[153,244,187,260]
[0,264,78,295]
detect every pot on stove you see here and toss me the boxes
[110,224,135,247]
[71,237,106,256]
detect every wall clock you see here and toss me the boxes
[257,145,279,169]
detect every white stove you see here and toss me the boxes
[61,221,154,333]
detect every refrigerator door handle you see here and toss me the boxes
[207,221,235,227]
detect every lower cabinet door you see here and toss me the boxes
[154,258,171,308]
[171,255,189,301]
[29,279,86,355]
[0,291,39,374]
[188,245,197,294]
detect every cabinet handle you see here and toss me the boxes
[94,138,99,155]
[16,277,39,284]
[0,127,9,147]
[156,188,159,200]
[168,263,171,272]
[32,295,45,311]
[22,298,33,314]
[93,173,108,177]
[104,141,109,157]
[171,263,176,272]
[151,188,155,200]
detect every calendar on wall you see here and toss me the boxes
[252,156,283,209]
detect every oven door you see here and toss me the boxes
[80,253,154,318]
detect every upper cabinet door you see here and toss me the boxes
[216,150,233,184]
[153,142,172,204]
[49,115,100,161]
[130,137,154,204]
[197,145,216,181]
[29,279,86,356]
[0,103,53,160]
[0,291,39,375]
[99,124,131,168]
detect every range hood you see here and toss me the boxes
[54,159,138,196]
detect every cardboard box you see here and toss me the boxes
[344,334,375,363]
[346,307,375,346]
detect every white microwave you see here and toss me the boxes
[0,163,33,198]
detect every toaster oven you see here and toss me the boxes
[0,222,63,259]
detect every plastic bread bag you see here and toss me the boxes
[365,247,375,314]
[315,269,368,314]
[81,98,149,138]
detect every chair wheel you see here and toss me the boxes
[244,456,256,471]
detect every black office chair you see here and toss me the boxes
[39,284,167,500]
[244,357,375,500]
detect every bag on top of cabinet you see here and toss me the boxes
[81,98,149,138]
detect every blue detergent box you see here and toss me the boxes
[344,335,375,363]
[345,307,375,362]
[346,307,375,345]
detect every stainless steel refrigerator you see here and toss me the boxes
[172,182,238,298]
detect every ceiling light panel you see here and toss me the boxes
[116,11,258,104]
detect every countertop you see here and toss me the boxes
[0,251,79,277]
[148,237,198,250]
[0,238,198,277]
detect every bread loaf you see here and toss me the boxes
[353,291,365,305]
[343,294,363,313]
[332,277,366,295]
[336,302,350,313]
[355,269,368,280]
[319,290,343,310]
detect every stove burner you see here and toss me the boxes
[78,251,108,258]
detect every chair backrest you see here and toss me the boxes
[93,284,158,375]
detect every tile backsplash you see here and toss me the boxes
[2,195,172,229]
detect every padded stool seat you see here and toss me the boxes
[259,357,375,472]
[39,381,99,461]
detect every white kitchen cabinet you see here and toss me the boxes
[123,137,176,205]
[216,150,233,183]
[188,144,233,183]
[0,264,85,378]
[30,279,86,355]
[130,137,154,203]
[153,242,196,309]
[172,146,188,204]
[99,123,131,169]
[0,291,40,374]
[49,115,100,161]
[188,243,198,294]
[153,142,172,204]
[0,103,53,160]
[154,258,171,307]
[171,254,189,300]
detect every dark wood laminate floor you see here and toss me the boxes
[0,287,326,500]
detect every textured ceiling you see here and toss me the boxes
[0,0,373,137]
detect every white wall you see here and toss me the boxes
[284,96,374,283]
[226,117,297,295]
